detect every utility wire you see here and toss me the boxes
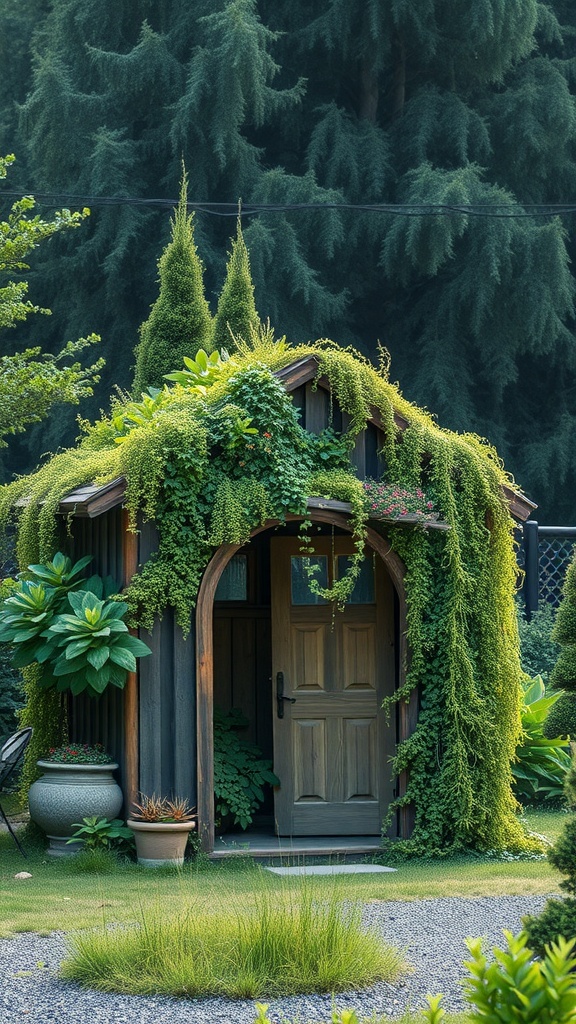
[1,191,576,218]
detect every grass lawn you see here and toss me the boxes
[0,807,569,1024]
[0,808,565,937]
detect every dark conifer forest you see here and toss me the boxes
[0,0,575,522]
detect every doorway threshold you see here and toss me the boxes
[210,832,382,864]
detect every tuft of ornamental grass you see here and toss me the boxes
[61,881,407,999]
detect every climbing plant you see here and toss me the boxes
[0,334,541,856]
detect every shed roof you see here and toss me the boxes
[55,355,536,522]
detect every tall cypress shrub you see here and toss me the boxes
[213,215,260,352]
[132,173,213,395]
[544,557,576,740]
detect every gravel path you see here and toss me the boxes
[0,894,555,1023]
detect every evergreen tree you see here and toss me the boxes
[213,214,260,352]
[2,0,576,521]
[543,557,576,740]
[133,173,213,394]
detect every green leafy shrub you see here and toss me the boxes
[44,590,151,697]
[544,556,576,741]
[518,602,560,683]
[423,930,576,1023]
[513,675,571,805]
[0,648,23,743]
[0,552,151,697]
[543,692,576,740]
[523,817,576,954]
[68,816,134,854]
[214,708,279,829]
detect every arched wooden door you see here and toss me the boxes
[196,509,408,852]
[271,536,396,835]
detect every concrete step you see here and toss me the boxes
[210,833,382,864]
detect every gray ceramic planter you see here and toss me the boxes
[28,760,123,856]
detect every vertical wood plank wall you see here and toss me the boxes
[137,520,196,803]
[68,507,126,788]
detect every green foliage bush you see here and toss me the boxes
[0,648,23,744]
[523,817,576,955]
[426,930,576,1023]
[543,555,576,741]
[132,174,214,395]
[512,675,571,806]
[0,552,151,697]
[518,602,560,683]
[213,216,261,352]
[543,693,576,740]
[214,708,279,829]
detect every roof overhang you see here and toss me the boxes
[50,355,536,522]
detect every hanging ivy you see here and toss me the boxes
[0,335,542,856]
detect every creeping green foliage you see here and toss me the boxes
[0,340,539,855]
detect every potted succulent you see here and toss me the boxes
[127,795,197,867]
[28,743,123,856]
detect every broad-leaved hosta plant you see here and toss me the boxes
[45,591,151,697]
[0,552,151,697]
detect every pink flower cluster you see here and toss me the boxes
[362,480,437,520]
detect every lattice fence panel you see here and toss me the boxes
[538,537,576,607]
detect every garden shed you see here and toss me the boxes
[2,343,538,856]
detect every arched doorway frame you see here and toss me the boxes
[195,510,412,851]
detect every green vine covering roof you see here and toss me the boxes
[0,334,541,857]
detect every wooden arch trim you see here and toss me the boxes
[195,509,412,853]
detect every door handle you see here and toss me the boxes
[276,672,296,719]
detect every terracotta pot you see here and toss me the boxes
[127,819,196,867]
[28,760,123,856]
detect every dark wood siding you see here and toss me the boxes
[137,520,196,804]
[213,535,272,760]
[68,507,125,786]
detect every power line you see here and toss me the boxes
[1,191,576,218]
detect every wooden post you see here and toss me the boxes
[122,509,139,814]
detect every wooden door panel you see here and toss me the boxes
[293,719,327,801]
[341,623,376,689]
[291,624,326,690]
[292,801,381,835]
[272,536,395,835]
[344,717,378,799]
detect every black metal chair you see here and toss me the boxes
[0,727,33,857]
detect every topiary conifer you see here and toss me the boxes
[132,171,213,395]
[212,213,260,352]
[543,556,576,739]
